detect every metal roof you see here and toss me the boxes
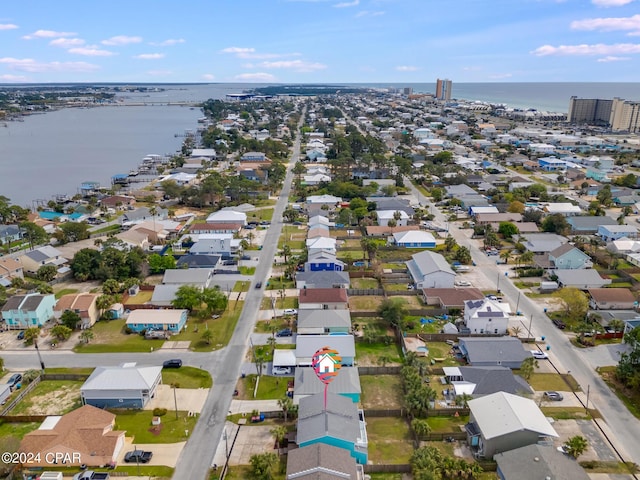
[82,364,162,391]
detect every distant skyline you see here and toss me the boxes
[1,0,639,84]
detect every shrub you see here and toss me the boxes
[153,408,167,417]
[124,327,133,335]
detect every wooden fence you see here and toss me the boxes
[0,376,41,416]
[363,464,412,474]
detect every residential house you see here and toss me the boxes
[305,251,345,272]
[294,366,361,404]
[469,206,500,217]
[176,255,221,270]
[296,393,368,464]
[607,237,640,255]
[297,309,351,335]
[306,195,342,209]
[189,223,243,235]
[463,298,510,335]
[466,392,558,459]
[392,230,436,248]
[189,234,239,257]
[0,257,24,287]
[81,363,163,409]
[406,251,456,289]
[162,268,214,288]
[376,210,409,227]
[286,444,363,480]
[18,405,125,467]
[122,206,168,224]
[538,157,566,171]
[520,233,568,254]
[588,288,637,310]
[495,444,590,480]
[190,148,217,160]
[18,246,68,275]
[150,284,184,307]
[205,210,247,226]
[99,195,135,210]
[307,226,330,239]
[125,309,188,333]
[474,213,522,226]
[553,269,611,289]
[567,216,617,235]
[306,237,337,256]
[308,215,331,229]
[296,335,355,366]
[298,288,349,310]
[372,198,415,216]
[54,293,99,329]
[598,224,639,242]
[458,337,529,369]
[240,151,267,162]
[445,184,477,198]
[366,225,419,237]
[421,288,485,309]
[546,244,592,270]
[0,224,22,244]
[239,167,268,184]
[1,293,56,329]
[303,173,331,185]
[296,270,350,290]
[442,366,532,400]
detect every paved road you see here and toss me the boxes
[171,107,306,480]
[405,178,640,466]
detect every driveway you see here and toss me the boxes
[552,419,617,462]
[144,385,209,413]
[211,421,275,467]
[117,438,185,467]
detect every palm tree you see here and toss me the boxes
[278,396,294,423]
[608,318,625,333]
[500,250,510,264]
[201,328,214,345]
[270,425,288,451]
[564,435,588,458]
[411,418,432,440]
[511,325,522,337]
[80,329,94,344]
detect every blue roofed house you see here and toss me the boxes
[406,251,456,289]
[1,293,55,329]
[125,309,188,334]
[538,157,567,172]
[80,363,163,409]
[297,393,368,464]
[293,367,361,404]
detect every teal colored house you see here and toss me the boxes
[1,293,55,329]
[293,367,361,404]
[297,393,368,464]
[548,244,592,270]
[125,309,188,333]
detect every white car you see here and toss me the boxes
[455,280,471,287]
[531,350,549,360]
[272,366,292,375]
[283,308,298,315]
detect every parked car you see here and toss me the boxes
[255,281,262,289]
[276,328,293,337]
[455,280,471,287]
[544,391,563,401]
[16,331,25,340]
[124,450,153,463]
[486,295,498,301]
[162,359,182,369]
[7,373,22,390]
[283,308,297,315]
[552,319,566,329]
[531,350,549,360]
[272,366,292,375]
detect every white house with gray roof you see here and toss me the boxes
[162,268,213,288]
[495,444,590,480]
[296,335,355,366]
[463,298,510,335]
[406,251,455,288]
[297,309,351,334]
[81,363,162,409]
[293,366,361,404]
[458,337,529,369]
[442,366,532,400]
[466,392,558,459]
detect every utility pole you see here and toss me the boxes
[528,314,534,339]
[34,341,45,374]
[173,383,179,419]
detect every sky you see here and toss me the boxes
[1,0,639,84]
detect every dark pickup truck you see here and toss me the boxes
[73,472,110,480]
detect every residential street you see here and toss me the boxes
[405,178,640,466]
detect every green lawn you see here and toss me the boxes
[238,266,256,275]
[0,421,40,439]
[74,319,166,353]
[351,278,380,289]
[232,281,250,292]
[337,250,365,261]
[598,366,640,419]
[425,415,470,433]
[526,373,581,392]
[260,296,298,310]
[541,406,599,420]
[170,306,243,352]
[355,340,403,366]
[113,411,198,443]
[44,367,94,375]
[349,295,385,311]
[360,375,404,409]
[11,380,83,415]
[54,288,79,299]
[237,374,290,400]
[161,367,212,389]
[254,319,291,334]
[124,289,153,304]
[366,417,413,464]
[247,208,274,222]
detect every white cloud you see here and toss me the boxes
[49,38,85,48]
[396,65,418,71]
[101,35,142,46]
[235,72,277,81]
[202,74,215,80]
[592,0,634,6]
[0,57,99,73]
[334,0,359,7]
[532,42,640,55]
[355,10,385,17]
[597,55,631,61]
[149,38,185,46]
[0,74,29,82]
[258,59,327,72]
[221,47,255,54]
[68,47,115,57]
[571,14,640,34]
[0,24,18,30]
[22,30,76,40]
[134,53,165,59]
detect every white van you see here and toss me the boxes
[39,473,64,480]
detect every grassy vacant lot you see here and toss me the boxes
[0,421,40,441]
[360,375,404,409]
[526,372,581,392]
[254,319,291,334]
[425,415,470,433]
[74,320,165,353]
[355,340,403,366]
[113,410,198,444]
[349,295,385,311]
[221,464,286,480]
[236,374,290,400]
[351,277,380,289]
[161,367,212,389]
[124,289,153,304]
[366,417,413,464]
[598,366,640,419]
[337,250,365,261]
[232,281,250,292]
[260,296,298,310]
[171,306,243,352]
[248,207,274,222]
[54,288,78,299]
[541,406,600,420]
[12,380,83,415]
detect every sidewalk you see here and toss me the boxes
[229,399,281,414]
